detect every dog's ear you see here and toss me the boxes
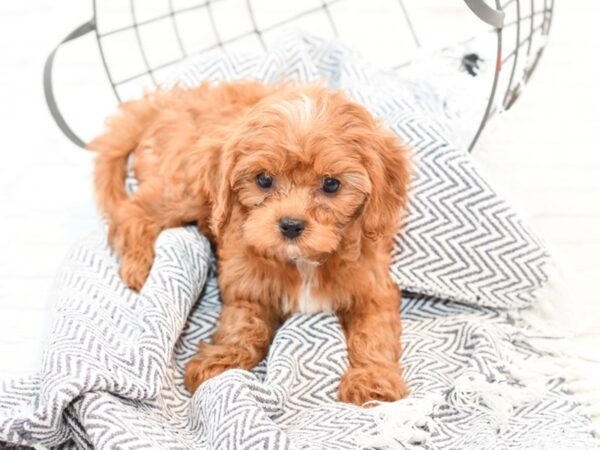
[210,143,237,239]
[360,129,411,241]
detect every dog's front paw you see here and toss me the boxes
[119,249,153,291]
[338,366,408,405]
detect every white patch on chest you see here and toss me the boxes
[282,258,333,315]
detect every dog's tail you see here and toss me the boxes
[87,97,158,222]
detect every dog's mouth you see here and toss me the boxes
[285,244,322,266]
[285,244,302,260]
[285,243,334,268]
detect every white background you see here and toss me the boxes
[0,0,598,425]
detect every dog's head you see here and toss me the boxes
[211,85,410,264]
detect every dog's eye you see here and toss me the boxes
[256,173,274,189]
[322,177,341,194]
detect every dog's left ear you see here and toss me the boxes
[210,143,237,240]
[361,129,411,241]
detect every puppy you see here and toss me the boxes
[89,81,411,405]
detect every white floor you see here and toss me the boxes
[478,1,600,367]
[0,0,598,428]
[0,1,101,376]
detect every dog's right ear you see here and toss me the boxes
[210,143,237,240]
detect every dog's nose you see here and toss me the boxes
[279,217,306,239]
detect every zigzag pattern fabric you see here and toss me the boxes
[0,228,595,449]
[0,34,595,449]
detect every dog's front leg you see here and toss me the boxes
[184,298,278,393]
[338,282,408,405]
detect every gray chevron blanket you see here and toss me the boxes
[1,34,597,449]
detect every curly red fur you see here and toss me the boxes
[89,81,411,405]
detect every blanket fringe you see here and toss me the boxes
[510,264,600,437]
[358,394,443,449]
[448,371,546,430]
[359,264,599,448]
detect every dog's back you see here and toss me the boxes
[88,81,276,228]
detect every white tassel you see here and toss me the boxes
[507,264,600,436]
[357,394,443,449]
[587,403,600,418]
[449,372,545,430]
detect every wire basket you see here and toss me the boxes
[44,0,554,151]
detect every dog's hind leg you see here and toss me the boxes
[111,179,204,291]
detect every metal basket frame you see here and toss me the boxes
[44,0,554,151]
